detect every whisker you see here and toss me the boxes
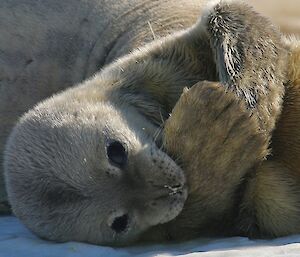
[153,125,163,147]
[147,21,156,40]
[158,107,166,124]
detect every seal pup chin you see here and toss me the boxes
[4,84,187,246]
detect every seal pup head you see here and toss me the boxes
[5,0,285,246]
[3,0,219,246]
[4,82,187,246]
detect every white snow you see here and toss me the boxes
[1,216,300,257]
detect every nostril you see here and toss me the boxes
[172,184,182,189]
[111,214,129,233]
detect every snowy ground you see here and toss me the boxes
[1,216,300,257]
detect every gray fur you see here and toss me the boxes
[2,0,288,246]
[0,0,203,212]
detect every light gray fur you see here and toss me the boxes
[2,0,288,246]
[0,0,203,211]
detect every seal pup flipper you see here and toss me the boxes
[103,0,286,134]
[140,81,268,242]
[199,0,288,133]
[163,81,268,203]
[148,2,291,240]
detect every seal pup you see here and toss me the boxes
[1,1,294,211]
[0,0,204,214]
[3,0,212,244]
[0,0,297,214]
[4,0,288,245]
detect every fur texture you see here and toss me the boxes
[4,0,218,245]
[2,0,300,246]
[0,0,204,214]
[237,37,300,238]
[141,1,292,242]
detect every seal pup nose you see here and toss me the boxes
[110,214,129,234]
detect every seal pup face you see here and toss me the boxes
[4,86,187,246]
[5,0,218,245]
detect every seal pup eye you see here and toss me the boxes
[106,141,127,168]
[111,214,129,233]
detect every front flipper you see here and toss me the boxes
[198,0,288,133]
[143,2,291,241]
[160,81,269,240]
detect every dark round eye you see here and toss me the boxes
[111,214,129,233]
[106,141,127,168]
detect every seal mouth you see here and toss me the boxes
[156,184,188,224]
[164,184,185,195]
[150,182,187,198]
[152,184,186,198]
